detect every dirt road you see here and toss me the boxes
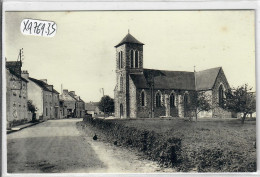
[7,119,173,173]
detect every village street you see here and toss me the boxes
[7,119,171,173]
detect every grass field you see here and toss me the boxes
[109,118,256,147]
[81,117,256,172]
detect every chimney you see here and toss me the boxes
[63,89,69,95]
[40,79,47,84]
[69,91,75,97]
[21,70,29,80]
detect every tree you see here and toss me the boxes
[224,84,256,124]
[186,91,212,121]
[98,95,114,116]
[27,100,37,122]
[27,100,36,113]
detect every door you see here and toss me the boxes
[120,104,123,118]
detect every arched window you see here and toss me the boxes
[118,52,121,69]
[130,50,134,68]
[219,85,224,107]
[141,91,145,106]
[135,51,139,68]
[170,93,175,107]
[120,51,123,69]
[155,92,161,107]
[120,76,123,91]
[120,104,123,118]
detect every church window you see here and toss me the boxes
[184,94,188,109]
[170,93,175,107]
[120,51,123,69]
[219,85,224,107]
[141,91,146,106]
[120,76,123,91]
[118,52,121,69]
[155,92,161,107]
[130,50,134,68]
[118,51,123,69]
[135,51,139,68]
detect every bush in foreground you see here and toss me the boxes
[79,117,256,172]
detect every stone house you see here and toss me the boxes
[114,33,231,118]
[6,61,29,128]
[85,102,102,117]
[68,91,85,118]
[59,89,76,118]
[22,71,60,120]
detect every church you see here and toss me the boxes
[114,33,232,119]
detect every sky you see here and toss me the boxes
[5,10,255,102]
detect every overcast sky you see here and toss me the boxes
[5,10,255,102]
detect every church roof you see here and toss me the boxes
[130,67,222,91]
[195,67,221,91]
[115,33,144,47]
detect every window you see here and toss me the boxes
[141,91,145,106]
[184,94,188,109]
[135,51,139,68]
[130,50,134,68]
[170,93,175,107]
[118,52,121,69]
[120,76,123,91]
[46,108,48,116]
[119,51,123,69]
[219,85,224,107]
[155,92,161,107]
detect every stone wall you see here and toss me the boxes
[129,77,137,118]
[6,69,29,129]
[134,89,192,118]
[212,68,232,118]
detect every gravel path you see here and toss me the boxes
[7,119,174,173]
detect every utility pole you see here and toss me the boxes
[101,88,105,117]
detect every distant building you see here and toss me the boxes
[59,89,76,118]
[22,71,60,120]
[68,91,85,118]
[114,33,231,118]
[85,102,102,117]
[6,61,29,129]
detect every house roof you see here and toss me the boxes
[85,102,99,111]
[195,67,221,91]
[130,67,222,91]
[7,68,28,83]
[29,77,59,94]
[60,93,76,101]
[69,93,85,103]
[115,33,144,47]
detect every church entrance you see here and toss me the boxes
[120,104,123,118]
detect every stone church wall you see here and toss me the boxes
[129,77,137,118]
[212,69,232,118]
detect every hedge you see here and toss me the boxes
[79,117,256,172]
[81,117,183,168]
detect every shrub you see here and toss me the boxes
[82,117,183,168]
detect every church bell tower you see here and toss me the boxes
[114,32,144,118]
